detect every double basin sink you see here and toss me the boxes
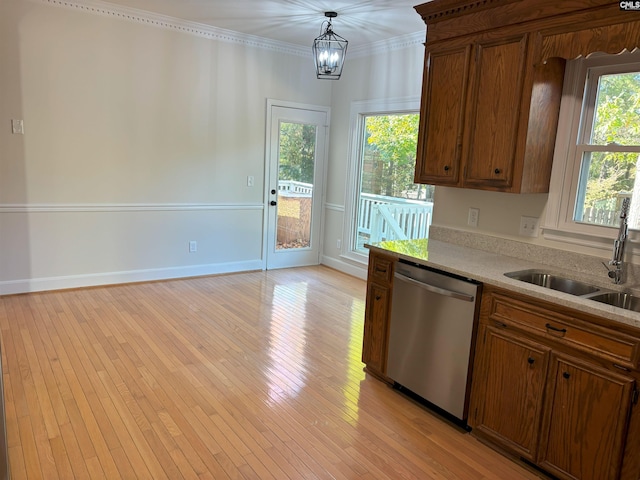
[504,269,640,313]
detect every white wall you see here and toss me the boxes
[0,0,331,293]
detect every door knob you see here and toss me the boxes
[270,201,277,206]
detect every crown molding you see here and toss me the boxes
[34,0,424,59]
[349,31,425,59]
[35,0,310,57]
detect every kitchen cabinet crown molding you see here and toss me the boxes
[414,0,516,24]
[415,0,630,44]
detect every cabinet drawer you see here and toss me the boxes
[369,254,394,285]
[489,294,640,370]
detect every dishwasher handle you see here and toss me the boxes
[394,272,475,302]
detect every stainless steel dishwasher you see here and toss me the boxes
[387,259,481,425]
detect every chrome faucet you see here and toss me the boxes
[604,197,630,284]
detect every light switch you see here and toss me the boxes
[11,119,24,135]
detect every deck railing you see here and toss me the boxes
[277,183,433,247]
[358,193,433,244]
[278,180,313,196]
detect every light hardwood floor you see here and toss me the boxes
[0,266,545,479]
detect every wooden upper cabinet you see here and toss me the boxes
[414,43,471,185]
[413,0,640,193]
[463,34,528,189]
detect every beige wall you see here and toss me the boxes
[0,0,331,293]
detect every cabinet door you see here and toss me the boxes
[538,354,635,480]
[469,325,549,461]
[463,34,528,189]
[415,43,471,186]
[361,282,391,377]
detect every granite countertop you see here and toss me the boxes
[367,237,640,330]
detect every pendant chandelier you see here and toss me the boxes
[312,11,348,80]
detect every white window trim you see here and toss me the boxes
[341,97,420,264]
[543,51,640,254]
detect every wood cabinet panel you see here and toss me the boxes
[415,44,471,185]
[538,354,635,480]
[471,325,549,460]
[463,35,528,188]
[539,17,640,62]
[362,251,395,380]
[368,253,394,284]
[362,281,391,377]
[489,293,640,369]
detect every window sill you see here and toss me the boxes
[542,227,640,258]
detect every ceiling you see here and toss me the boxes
[99,0,428,48]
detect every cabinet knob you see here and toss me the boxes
[494,168,501,174]
[563,372,571,379]
[375,295,381,301]
[527,357,535,365]
[444,165,450,172]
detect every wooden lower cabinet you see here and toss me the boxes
[538,354,635,480]
[470,286,640,480]
[362,281,391,377]
[471,325,549,461]
[361,251,395,380]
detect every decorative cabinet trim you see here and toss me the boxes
[415,0,511,23]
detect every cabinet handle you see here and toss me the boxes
[545,323,567,335]
[494,320,507,328]
[613,363,631,372]
[375,266,387,274]
[494,168,501,174]
[444,165,450,172]
[563,372,571,379]
[527,357,535,365]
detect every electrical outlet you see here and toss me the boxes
[189,240,197,253]
[519,216,539,237]
[468,208,479,228]
[336,239,341,249]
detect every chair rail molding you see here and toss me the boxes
[0,203,264,213]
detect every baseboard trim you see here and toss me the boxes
[320,255,367,280]
[0,260,263,295]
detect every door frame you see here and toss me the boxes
[262,99,331,270]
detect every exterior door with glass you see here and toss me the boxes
[266,103,328,269]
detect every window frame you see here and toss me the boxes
[543,51,640,251]
[341,97,420,264]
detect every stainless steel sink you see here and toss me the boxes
[504,269,600,296]
[587,292,640,313]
